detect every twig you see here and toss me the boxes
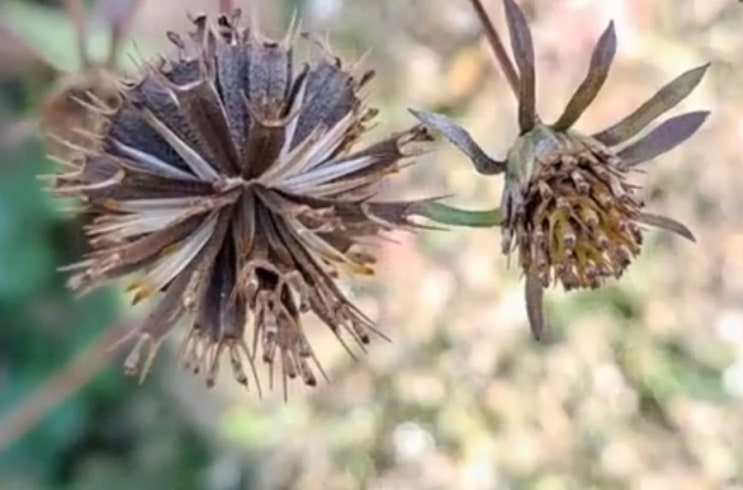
[468,0,520,98]
[0,319,133,451]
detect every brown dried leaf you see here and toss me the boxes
[503,0,537,132]
[617,111,709,168]
[553,21,616,131]
[525,272,545,341]
[593,63,709,146]
[635,212,696,242]
[409,109,505,174]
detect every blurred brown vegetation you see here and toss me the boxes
[1,0,742,489]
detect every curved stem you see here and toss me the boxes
[469,0,520,99]
[418,202,502,228]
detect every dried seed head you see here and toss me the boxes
[48,11,434,395]
[411,0,706,339]
[502,126,644,291]
[38,0,143,163]
[42,68,122,161]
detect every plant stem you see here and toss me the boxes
[420,202,502,228]
[0,320,133,451]
[63,0,89,68]
[469,0,520,98]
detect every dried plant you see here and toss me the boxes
[42,0,143,161]
[47,10,438,396]
[412,0,708,339]
[0,0,142,156]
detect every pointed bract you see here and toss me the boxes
[635,212,696,242]
[593,63,710,146]
[409,109,505,174]
[503,0,537,132]
[525,273,545,340]
[553,21,616,131]
[617,111,709,168]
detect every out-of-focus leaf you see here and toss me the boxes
[0,1,155,74]
[503,0,537,132]
[0,21,57,80]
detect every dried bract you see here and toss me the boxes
[48,11,434,394]
[412,0,707,339]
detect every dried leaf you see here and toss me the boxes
[617,111,709,168]
[593,63,709,146]
[409,109,505,174]
[525,273,545,341]
[553,22,616,131]
[0,21,57,78]
[636,212,696,242]
[503,0,537,132]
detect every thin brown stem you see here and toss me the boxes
[468,0,520,98]
[0,320,133,451]
[62,0,89,68]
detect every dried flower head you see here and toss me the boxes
[43,0,143,161]
[412,0,708,339]
[0,0,142,158]
[48,10,435,395]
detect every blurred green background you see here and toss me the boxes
[1,0,743,489]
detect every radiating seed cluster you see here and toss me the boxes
[49,11,435,394]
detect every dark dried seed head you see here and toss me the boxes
[47,11,435,395]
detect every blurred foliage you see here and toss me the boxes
[1,0,743,489]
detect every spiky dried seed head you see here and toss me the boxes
[502,126,645,292]
[47,10,435,396]
[411,0,707,339]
